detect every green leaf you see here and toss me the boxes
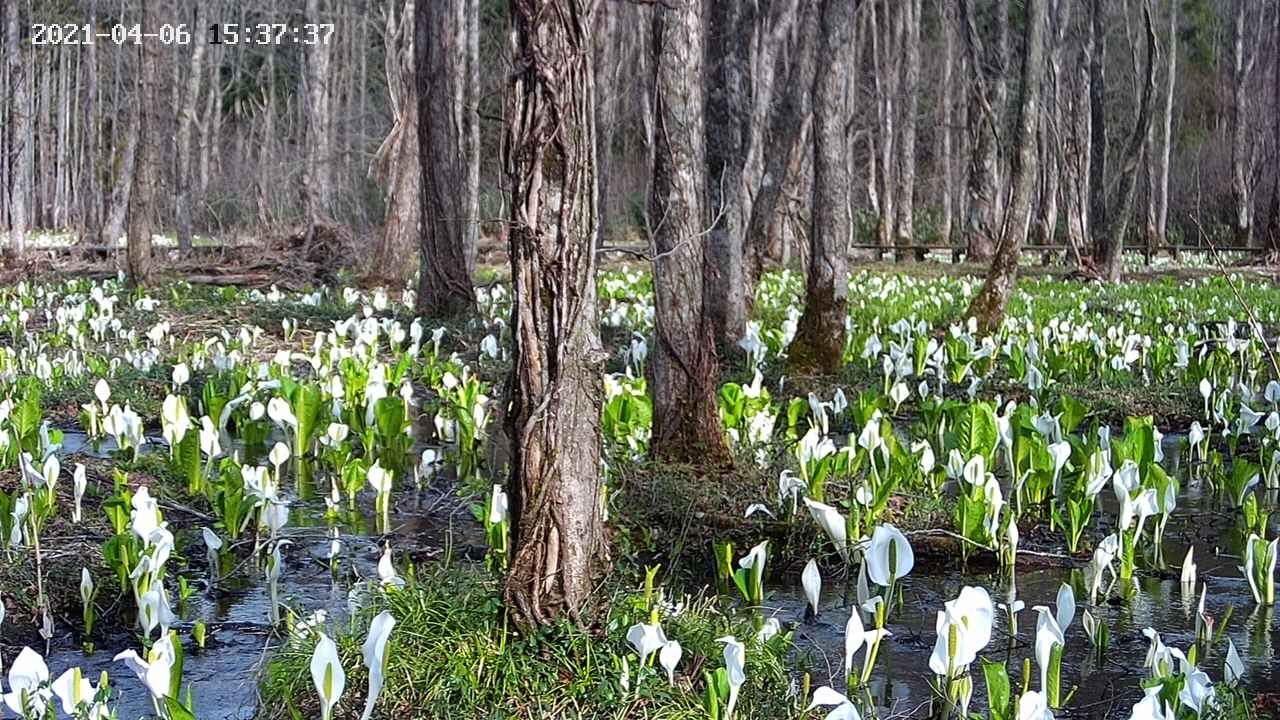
[168,630,186,700]
[290,383,324,456]
[703,670,721,719]
[981,658,1011,720]
[712,667,729,700]
[731,568,751,602]
[164,697,197,720]
[786,398,807,438]
[1057,395,1088,435]
[1120,416,1157,469]
[1047,643,1064,707]
[201,378,229,429]
[175,432,202,491]
[954,402,998,460]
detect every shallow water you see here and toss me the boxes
[38,432,482,719]
[768,438,1279,717]
[31,431,1280,718]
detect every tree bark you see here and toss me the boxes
[1269,0,1280,253]
[967,0,1048,333]
[593,1,620,245]
[416,0,478,316]
[1098,4,1158,281]
[1035,0,1073,258]
[175,2,206,255]
[302,0,334,231]
[704,0,756,351]
[371,0,419,281]
[788,0,857,375]
[940,0,956,248]
[893,0,923,258]
[80,0,101,246]
[6,1,28,255]
[870,0,897,254]
[464,0,480,273]
[103,118,138,249]
[502,0,607,629]
[1229,0,1258,245]
[1061,36,1091,257]
[649,0,729,463]
[1088,0,1108,258]
[197,44,219,202]
[745,0,818,295]
[1154,0,1176,251]
[126,5,161,286]
[959,0,1002,261]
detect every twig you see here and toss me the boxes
[904,528,1079,562]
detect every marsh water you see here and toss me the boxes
[35,432,1280,719]
[43,431,483,719]
[773,438,1279,717]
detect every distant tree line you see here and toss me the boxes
[2,1,1278,273]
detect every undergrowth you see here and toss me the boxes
[260,562,804,720]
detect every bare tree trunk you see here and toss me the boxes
[1099,4,1158,281]
[36,50,51,228]
[502,0,606,629]
[81,0,101,246]
[1088,0,1108,258]
[1036,0,1070,252]
[789,0,857,375]
[1154,0,1176,251]
[103,120,138,249]
[0,16,8,233]
[416,0,478,316]
[7,1,28,255]
[371,0,418,281]
[593,1,620,245]
[894,0,922,259]
[742,0,796,236]
[303,0,334,231]
[871,0,897,254]
[54,50,70,229]
[1061,39,1091,257]
[940,0,956,249]
[198,45,219,202]
[745,1,818,295]
[175,2,206,254]
[649,0,728,463]
[1229,0,1259,246]
[967,0,1048,332]
[127,6,161,286]
[960,0,1002,262]
[464,0,480,272]
[704,0,756,351]
[1269,0,1280,253]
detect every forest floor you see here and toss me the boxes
[3,252,1279,718]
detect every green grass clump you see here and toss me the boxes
[261,563,803,720]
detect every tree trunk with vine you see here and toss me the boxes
[502,0,608,629]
